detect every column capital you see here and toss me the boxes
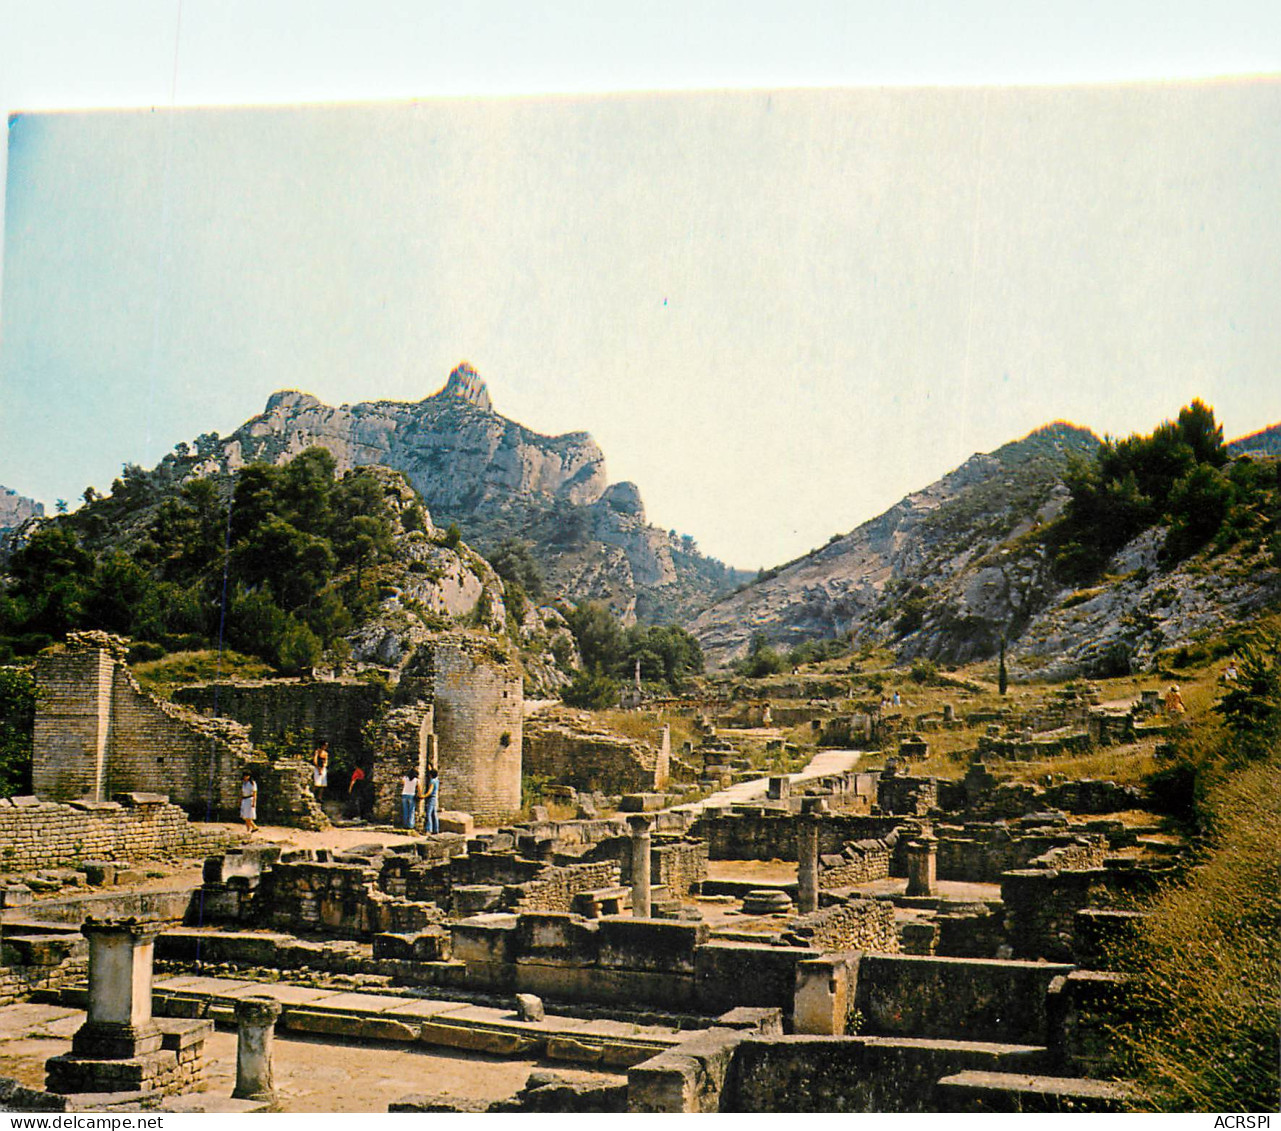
[81,915,162,942]
[235,995,283,1026]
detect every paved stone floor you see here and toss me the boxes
[0,1000,624,1112]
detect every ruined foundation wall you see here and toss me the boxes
[0,945,88,1009]
[0,796,235,872]
[523,723,662,794]
[784,898,899,952]
[819,839,890,888]
[511,860,622,912]
[691,813,903,862]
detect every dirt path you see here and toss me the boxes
[674,747,863,815]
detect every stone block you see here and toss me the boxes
[716,1006,784,1035]
[627,1028,745,1113]
[418,1020,542,1057]
[619,793,665,813]
[694,942,819,1015]
[438,810,474,836]
[596,916,707,974]
[794,953,861,1035]
[451,914,519,965]
[0,884,33,908]
[453,884,505,914]
[934,1070,1132,1112]
[284,1009,418,1043]
[81,861,119,886]
[515,912,599,965]
[515,993,545,1022]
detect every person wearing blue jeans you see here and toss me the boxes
[400,768,420,831]
[424,768,440,834]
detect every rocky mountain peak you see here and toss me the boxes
[264,390,323,414]
[438,362,493,412]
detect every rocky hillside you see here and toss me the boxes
[0,487,43,554]
[1229,423,1281,457]
[690,421,1281,680]
[192,364,745,624]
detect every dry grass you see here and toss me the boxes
[1013,743,1160,787]
[1114,753,1281,1111]
[132,649,277,697]
[597,708,698,754]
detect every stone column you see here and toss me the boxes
[906,834,938,897]
[233,995,282,1103]
[628,814,653,918]
[796,814,820,914]
[72,917,163,1058]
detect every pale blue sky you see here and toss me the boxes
[1,4,1279,568]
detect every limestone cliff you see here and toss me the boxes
[0,486,44,556]
[690,422,1281,680]
[199,363,743,624]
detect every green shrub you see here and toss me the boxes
[909,659,938,684]
[0,667,36,796]
[562,669,619,710]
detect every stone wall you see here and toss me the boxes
[964,769,1146,819]
[0,932,88,1008]
[173,679,388,771]
[511,861,622,912]
[421,641,523,820]
[818,839,890,888]
[256,859,445,937]
[369,704,434,826]
[30,639,327,826]
[725,1034,1045,1113]
[0,794,235,872]
[935,825,1108,884]
[876,774,940,816]
[783,898,899,952]
[1001,864,1166,962]
[651,839,708,897]
[690,812,904,862]
[523,710,665,794]
[451,913,819,1016]
[854,953,1073,1044]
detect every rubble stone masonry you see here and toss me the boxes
[0,795,235,872]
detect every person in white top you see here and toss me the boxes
[401,768,420,831]
[240,770,258,834]
[312,740,329,801]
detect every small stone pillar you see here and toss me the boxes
[233,995,282,1103]
[796,807,823,914]
[905,835,938,897]
[766,775,791,802]
[628,814,653,918]
[794,953,861,1035]
[942,703,955,725]
[73,917,162,1058]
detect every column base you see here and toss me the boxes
[71,1021,163,1059]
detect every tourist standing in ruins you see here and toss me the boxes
[312,740,329,801]
[401,766,420,830]
[347,763,367,819]
[1165,684,1186,715]
[424,768,440,834]
[240,770,258,834]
